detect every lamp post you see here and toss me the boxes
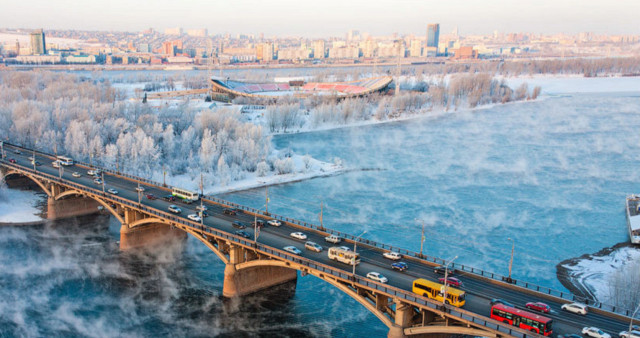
[415,218,426,257]
[630,302,640,335]
[442,255,458,307]
[58,163,64,179]
[137,182,142,205]
[0,141,4,159]
[101,172,105,195]
[32,149,36,171]
[507,238,515,283]
[352,230,367,277]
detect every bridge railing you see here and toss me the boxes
[0,144,633,317]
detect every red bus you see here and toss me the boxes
[490,304,553,336]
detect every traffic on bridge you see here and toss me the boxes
[0,141,634,338]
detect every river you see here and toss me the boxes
[1,77,639,336]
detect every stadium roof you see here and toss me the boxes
[210,76,392,100]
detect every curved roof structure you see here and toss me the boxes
[210,76,392,100]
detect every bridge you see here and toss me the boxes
[0,142,633,338]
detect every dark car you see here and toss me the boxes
[235,230,251,239]
[14,149,21,154]
[525,302,550,313]
[558,334,583,338]
[223,208,237,216]
[146,194,157,200]
[162,195,176,202]
[391,262,408,272]
[490,299,515,308]
[434,266,456,275]
[200,210,209,218]
[9,158,16,163]
[252,220,265,227]
[232,221,246,229]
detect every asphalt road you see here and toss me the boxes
[1,146,632,337]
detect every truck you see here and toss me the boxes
[328,246,360,265]
[325,234,342,244]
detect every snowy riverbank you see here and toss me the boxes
[557,243,640,311]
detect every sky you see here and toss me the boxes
[1,0,639,37]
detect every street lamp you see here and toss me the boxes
[352,230,367,277]
[415,218,426,257]
[630,302,640,335]
[101,172,106,194]
[58,163,64,179]
[507,238,515,283]
[442,255,458,307]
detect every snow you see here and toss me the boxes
[559,245,640,306]
[503,74,640,95]
[0,187,45,223]
[159,152,344,196]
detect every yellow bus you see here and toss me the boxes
[412,278,466,307]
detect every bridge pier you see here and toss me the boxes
[222,245,297,298]
[47,196,101,220]
[119,222,186,251]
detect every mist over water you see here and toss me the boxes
[1,91,639,337]
[223,92,640,289]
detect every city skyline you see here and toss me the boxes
[2,0,640,37]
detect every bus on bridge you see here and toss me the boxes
[412,278,466,308]
[491,303,553,336]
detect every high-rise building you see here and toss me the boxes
[256,43,274,61]
[187,29,208,37]
[426,24,440,48]
[312,40,325,59]
[347,30,361,41]
[30,29,46,55]
[164,27,183,36]
[409,40,422,57]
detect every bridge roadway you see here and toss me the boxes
[1,146,632,337]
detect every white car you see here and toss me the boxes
[283,246,302,255]
[619,331,640,338]
[107,188,118,195]
[383,251,402,260]
[290,232,307,240]
[339,246,351,251]
[582,327,611,338]
[561,302,588,315]
[267,219,281,226]
[366,272,388,283]
[72,172,81,178]
[168,205,181,214]
[304,241,323,252]
[325,235,341,243]
[187,214,201,222]
[52,161,60,168]
[135,186,145,192]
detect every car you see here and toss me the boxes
[366,272,388,283]
[235,230,251,239]
[32,161,41,166]
[619,331,640,338]
[283,246,302,255]
[582,327,611,338]
[107,188,118,195]
[13,149,21,154]
[558,334,583,338]
[87,169,101,176]
[135,186,145,192]
[290,232,307,240]
[252,220,264,227]
[195,205,207,211]
[187,214,201,222]
[383,251,402,260]
[52,161,60,168]
[168,205,181,214]
[434,266,456,275]
[490,299,515,308]
[391,262,408,271]
[338,246,351,251]
[525,302,550,313]
[267,219,281,226]
[325,235,342,243]
[304,241,323,252]
[162,195,176,202]
[223,208,237,215]
[200,210,209,218]
[232,221,246,229]
[93,178,102,185]
[28,156,34,161]
[439,276,463,287]
[72,172,81,178]
[561,302,588,315]
[146,194,156,200]
[8,158,16,163]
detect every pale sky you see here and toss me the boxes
[2,0,639,37]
